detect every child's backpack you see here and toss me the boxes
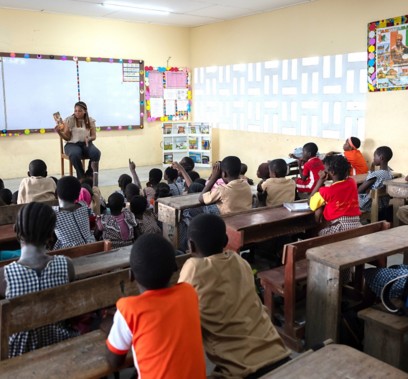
[381,273,408,315]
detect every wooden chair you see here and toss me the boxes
[257,221,391,352]
[60,137,88,177]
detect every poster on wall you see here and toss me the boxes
[145,66,191,122]
[368,14,408,91]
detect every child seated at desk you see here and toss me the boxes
[240,162,254,185]
[310,155,361,235]
[179,214,291,377]
[261,159,296,207]
[17,159,57,204]
[256,162,270,206]
[0,188,12,205]
[95,192,137,248]
[52,176,95,250]
[130,195,161,237]
[0,202,78,357]
[199,156,252,214]
[293,142,325,197]
[106,234,206,378]
[358,146,393,212]
[164,166,185,196]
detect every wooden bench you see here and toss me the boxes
[358,306,408,372]
[257,221,390,352]
[0,253,191,377]
[360,187,392,224]
[0,199,58,226]
[0,240,113,268]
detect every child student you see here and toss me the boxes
[105,234,206,378]
[53,176,96,250]
[327,137,369,176]
[0,202,78,357]
[179,214,291,377]
[240,162,254,185]
[309,155,361,235]
[164,166,185,196]
[117,174,132,200]
[256,162,270,206]
[261,159,296,207]
[17,159,57,204]
[130,195,161,236]
[358,146,393,212]
[200,156,252,214]
[96,192,137,248]
[294,142,325,196]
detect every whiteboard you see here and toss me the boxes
[3,57,77,131]
[78,61,141,127]
[0,55,143,131]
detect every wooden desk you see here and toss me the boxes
[305,226,408,348]
[0,224,19,250]
[157,193,201,246]
[261,343,407,378]
[385,177,408,227]
[351,171,402,185]
[222,206,316,252]
[73,246,131,279]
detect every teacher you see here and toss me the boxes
[56,101,101,179]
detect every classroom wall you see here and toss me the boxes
[0,9,190,179]
[190,0,408,178]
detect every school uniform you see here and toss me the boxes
[202,178,252,214]
[261,177,296,207]
[295,157,325,194]
[179,251,291,378]
[106,283,206,379]
[17,176,56,204]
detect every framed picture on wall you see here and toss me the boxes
[368,14,408,91]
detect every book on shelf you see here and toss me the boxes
[283,202,310,212]
[189,152,202,163]
[163,139,173,150]
[174,137,187,150]
[202,154,210,164]
[201,139,210,150]
[199,124,210,134]
[189,137,198,149]
[177,125,186,134]
[164,153,173,164]
[163,123,173,134]
[190,126,197,134]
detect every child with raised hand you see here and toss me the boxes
[52,176,95,250]
[164,166,185,196]
[96,192,137,248]
[106,234,206,378]
[358,146,393,212]
[130,195,161,236]
[295,142,325,197]
[200,156,252,214]
[179,214,291,378]
[261,159,296,207]
[17,159,57,204]
[310,155,361,235]
[0,202,78,357]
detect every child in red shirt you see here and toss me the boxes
[309,155,361,235]
[294,142,325,196]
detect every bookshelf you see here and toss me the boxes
[162,122,211,167]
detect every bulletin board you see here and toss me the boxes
[145,66,191,122]
[0,52,144,137]
[368,14,408,91]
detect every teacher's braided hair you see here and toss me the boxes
[75,101,91,129]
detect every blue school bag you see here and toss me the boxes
[381,273,408,315]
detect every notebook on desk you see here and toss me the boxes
[283,202,310,212]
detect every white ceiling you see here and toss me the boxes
[0,0,313,27]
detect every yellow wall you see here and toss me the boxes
[0,9,190,178]
[190,0,408,178]
[1,1,408,180]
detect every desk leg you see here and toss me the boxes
[392,198,405,227]
[305,261,341,348]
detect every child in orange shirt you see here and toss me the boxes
[343,137,368,175]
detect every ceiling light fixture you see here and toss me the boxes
[101,2,170,16]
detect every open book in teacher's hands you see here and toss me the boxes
[283,202,310,212]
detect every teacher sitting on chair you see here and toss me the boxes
[56,101,101,179]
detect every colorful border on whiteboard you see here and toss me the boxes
[0,52,145,136]
[144,66,191,122]
[368,15,408,92]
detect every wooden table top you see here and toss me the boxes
[262,344,407,378]
[384,177,408,198]
[306,225,408,270]
[156,193,201,211]
[73,246,131,280]
[222,206,314,231]
[0,224,16,243]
